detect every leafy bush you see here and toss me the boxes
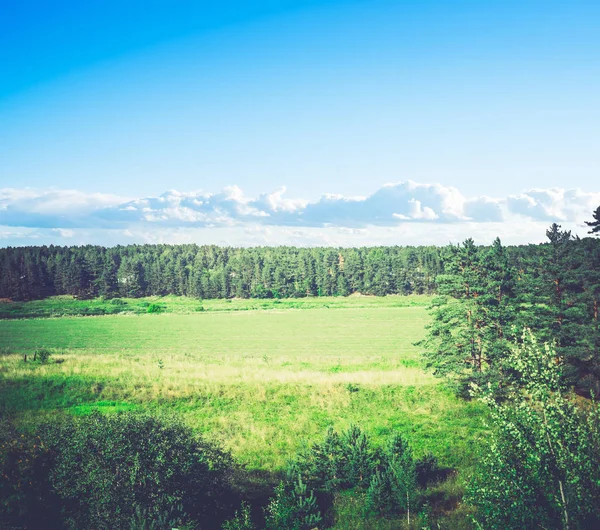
[339,425,376,489]
[0,422,60,528]
[467,331,600,529]
[222,501,256,530]
[289,425,377,492]
[34,347,52,363]
[110,298,127,305]
[1,412,236,529]
[127,502,195,530]
[285,425,424,526]
[146,303,164,313]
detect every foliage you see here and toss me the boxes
[419,238,517,396]
[110,297,127,305]
[586,205,600,235]
[0,244,444,301]
[467,330,600,529]
[34,347,52,363]
[420,227,600,396]
[264,478,322,530]
[222,501,256,530]
[146,302,164,313]
[0,420,59,528]
[285,426,426,526]
[288,425,377,492]
[127,502,195,530]
[1,412,236,530]
[365,434,418,521]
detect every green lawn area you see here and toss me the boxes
[0,297,486,477]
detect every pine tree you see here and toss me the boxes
[420,239,512,395]
[586,206,600,235]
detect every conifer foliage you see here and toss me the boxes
[0,245,443,301]
[420,223,600,395]
[586,206,600,235]
[419,238,517,396]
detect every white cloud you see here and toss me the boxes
[0,182,598,246]
[506,188,600,223]
[0,188,129,228]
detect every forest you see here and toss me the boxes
[0,244,444,300]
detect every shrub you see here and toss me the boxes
[286,426,424,526]
[127,502,195,530]
[110,298,127,305]
[0,422,60,528]
[342,425,378,489]
[34,347,52,364]
[27,412,235,529]
[365,434,418,520]
[222,501,255,530]
[146,303,164,313]
[290,425,377,492]
[264,478,322,530]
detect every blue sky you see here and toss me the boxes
[1,0,599,246]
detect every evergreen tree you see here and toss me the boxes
[586,206,600,235]
[419,239,515,395]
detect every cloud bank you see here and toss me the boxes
[1,181,598,247]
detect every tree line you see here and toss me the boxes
[0,245,444,301]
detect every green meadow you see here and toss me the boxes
[0,296,486,525]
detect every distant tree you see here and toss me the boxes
[117,256,145,297]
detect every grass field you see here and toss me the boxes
[0,296,486,526]
[0,293,432,319]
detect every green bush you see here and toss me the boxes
[110,298,127,305]
[467,331,600,529]
[365,434,418,519]
[0,422,60,528]
[222,501,255,530]
[289,425,377,492]
[284,426,425,526]
[34,347,52,363]
[127,502,195,530]
[264,478,322,530]
[1,412,236,530]
[146,303,164,313]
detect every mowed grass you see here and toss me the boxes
[0,299,486,474]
